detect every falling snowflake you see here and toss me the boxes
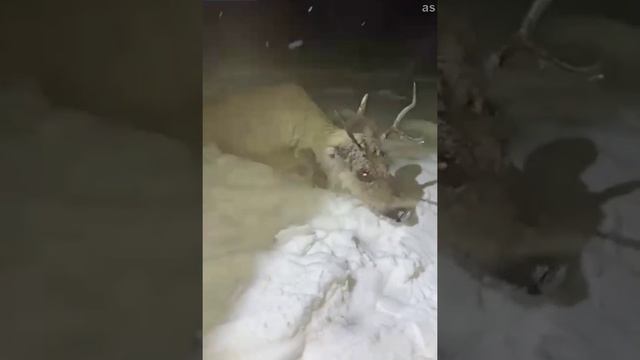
[265,41,270,48]
[361,20,366,27]
[218,11,223,19]
[288,40,304,50]
[308,5,313,13]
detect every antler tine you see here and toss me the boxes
[487,0,602,78]
[392,81,417,128]
[521,38,601,73]
[518,0,553,38]
[381,82,424,143]
[334,110,364,150]
[357,93,369,117]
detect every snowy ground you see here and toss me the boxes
[0,81,199,359]
[438,106,640,360]
[203,142,437,360]
[202,78,438,360]
[7,65,637,359]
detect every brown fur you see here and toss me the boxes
[203,83,416,218]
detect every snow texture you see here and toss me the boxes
[204,143,437,359]
[0,81,198,359]
[7,78,638,359]
[439,114,640,360]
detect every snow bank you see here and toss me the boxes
[203,145,333,331]
[0,81,198,359]
[0,80,195,200]
[439,115,640,360]
[203,141,437,359]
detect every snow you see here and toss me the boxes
[0,80,195,202]
[7,67,638,359]
[438,112,640,360]
[203,138,437,359]
[8,74,638,359]
[0,81,198,358]
[288,40,304,50]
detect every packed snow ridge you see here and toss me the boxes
[204,141,438,359]
[0,81,198,359]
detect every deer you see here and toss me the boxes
[203,82,424,221]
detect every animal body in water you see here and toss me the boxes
[203,82,424,220]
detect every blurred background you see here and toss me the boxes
[0,1,202,359]
[0,0,201,149]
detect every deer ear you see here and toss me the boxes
[338,109,358,124]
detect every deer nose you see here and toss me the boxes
[383,207,412,223]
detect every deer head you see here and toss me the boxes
[322,83,423,221]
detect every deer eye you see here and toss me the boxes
[356,169,374,182]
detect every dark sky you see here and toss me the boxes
[206,0,640,73]
[205,0,435,41]
[206,0,437,69]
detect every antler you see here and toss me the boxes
[485,0,602,78]
[334,92,380,151]
[357,93,369,117]
[519,0,552,38]
[381,82,424,143]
